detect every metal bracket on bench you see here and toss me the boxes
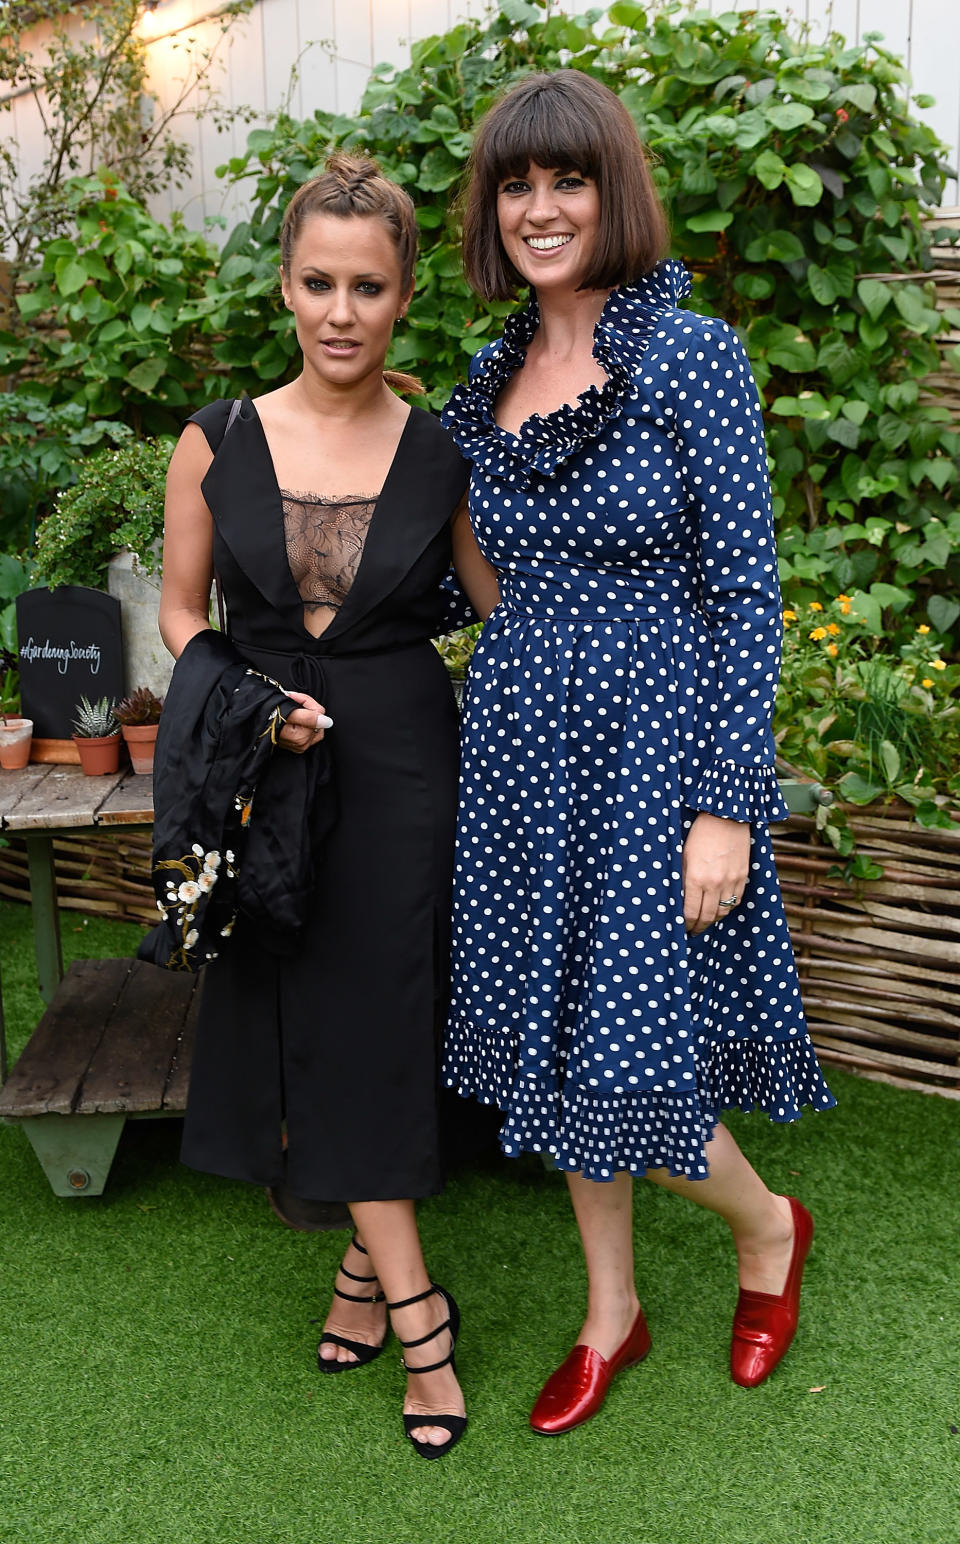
[778,779,835,815]
[17,1113,126,1197]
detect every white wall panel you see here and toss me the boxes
[3,0,959,240]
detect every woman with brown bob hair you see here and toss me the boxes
[155,154,494,1460]
[443,71,835,1434]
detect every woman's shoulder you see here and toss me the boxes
[184,398,238,452]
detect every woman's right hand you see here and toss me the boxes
[278,689,333,754]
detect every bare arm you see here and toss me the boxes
[451,495,499,622]
[158,424,215,660]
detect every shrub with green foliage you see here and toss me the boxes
[33,435,173,591]
[0,388,132,549]
[0,175,222,434]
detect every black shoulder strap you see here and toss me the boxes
[214,399,243,635]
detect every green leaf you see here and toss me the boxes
[915,802,960,831]
[417,146,461,192]
[764,101,815,131]
[857,278,892,321]
[131,303,153,334]
[842,83,878,113]
[684,209,733,233]
[928,594,960,633]
[838,771,885,805]
[752,150,787,190]
[869,583,912,612]
[806,262,838,305]
[55,259,87,297]
[745,230,805,264]
[126,357,168,393]
[787,163,821,206]
[733,273,775,300]
[924,459,954,492]
[841,400,869,425]
[858,316,888,350]
[892,284,932,331]
[765,331,817,372]
[827,417,860,448]
[732,109,770,150]
[879,740,901,785]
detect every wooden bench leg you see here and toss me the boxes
[18,1113,126,1196]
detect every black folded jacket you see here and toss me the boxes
[138,629,334,971]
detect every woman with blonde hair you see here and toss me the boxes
[153,154,489,1459]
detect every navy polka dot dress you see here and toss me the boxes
[440,260,835,1183]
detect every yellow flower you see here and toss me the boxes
[840,600,852,614]
[922,677,934,688]
[836,594,852,603]
[809,626,828,641]
[917,624,931,635]
[826,622,841,635]
[783,609,798,623]
[827,643,839,657]
[932,659,946,671]
[809,601,824,612]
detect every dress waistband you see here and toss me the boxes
[493,599,701,625]
[230,636,428,662]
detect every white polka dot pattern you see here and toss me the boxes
[440,260,835,1182]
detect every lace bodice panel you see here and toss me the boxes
[281,489,378,630]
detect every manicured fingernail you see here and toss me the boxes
[316,714,333,730]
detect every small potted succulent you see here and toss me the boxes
[71,694,121,775]
[115,686,163,774]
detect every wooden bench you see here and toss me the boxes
[0,958,200,1195]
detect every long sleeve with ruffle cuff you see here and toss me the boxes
[687,760,789,824]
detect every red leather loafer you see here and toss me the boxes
[730,1196,814,1388]
[529,1306,651,1435]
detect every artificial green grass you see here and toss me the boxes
[1,899,958,1544]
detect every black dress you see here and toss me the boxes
[179,396,469,1201]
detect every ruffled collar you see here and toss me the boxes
[442,259,692,486]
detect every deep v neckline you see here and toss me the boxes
[246,397,414,643]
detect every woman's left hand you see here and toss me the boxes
[681,812,750,935]
[278,689,332,755]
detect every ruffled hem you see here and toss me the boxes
[442,1018,835,1183]
[441,260,692,488]
[687,761,789,824]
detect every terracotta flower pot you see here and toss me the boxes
[121,722,159,775]
[72,732,121,776]
[0,717,34,770]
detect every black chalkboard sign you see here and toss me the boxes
[16,586,124,739]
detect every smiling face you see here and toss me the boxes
[280,212,412,387]
[496,163,602,296]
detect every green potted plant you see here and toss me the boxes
[32,437,173,592]
[71,694,120,775]
[115,685,163,774]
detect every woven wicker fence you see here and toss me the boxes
[2,806,959,1098]
[0,830,157,926]
[772,805,960,1099]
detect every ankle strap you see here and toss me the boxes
[386,1284,437,1312]
[334,1285,386,1304]
[340,1263,378,1285]
[351,1234,369,1256]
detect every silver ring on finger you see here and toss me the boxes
[719,895,739,908]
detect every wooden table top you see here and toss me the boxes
[0,764,154,832]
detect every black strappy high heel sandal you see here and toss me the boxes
[388,1284,467,1460]
[316,1234,388,1372]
